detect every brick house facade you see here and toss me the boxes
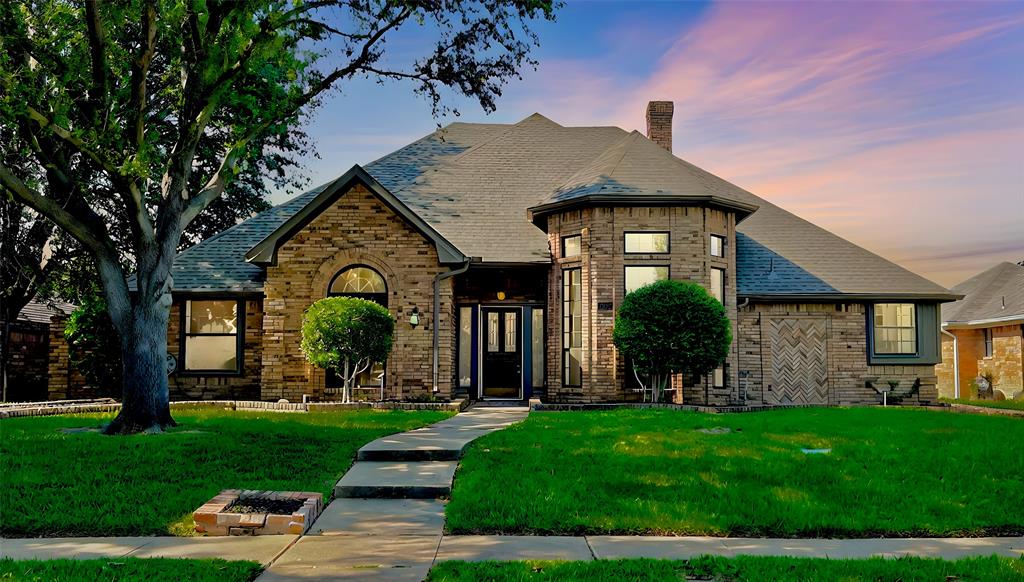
[935,262,1024,400]
[49,102,959,406]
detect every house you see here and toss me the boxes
[49,101,959,405]
[936,262,1024,400]
[3,298,74,402]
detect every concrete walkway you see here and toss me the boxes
[0,535,298,565]
[257,404,530,580]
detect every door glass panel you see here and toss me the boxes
[487,312,499,352]
[504,312,517,352]
[532,308,545,387]
[458,307,472,388]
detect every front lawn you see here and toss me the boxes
[428,556,1024,582]
[942,398,1024,411]
[0,408,451,537]
[0,558,261,582]
[446,408,1024,537]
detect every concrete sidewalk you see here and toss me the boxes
[0,535,297,565]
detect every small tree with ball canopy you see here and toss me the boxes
[613,280,732,403]
[301,297,394,404]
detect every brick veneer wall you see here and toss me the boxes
[47,314,99,400]
[736,302,939,405]
[261,183,454,402]
[4,319,49,402]
[166,298,263,400]
[543,205,739,404]
[937,324,1024,399]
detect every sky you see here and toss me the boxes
[279,0,1024,288]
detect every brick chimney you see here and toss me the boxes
[645,101,674,152]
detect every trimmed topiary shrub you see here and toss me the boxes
[613,279,731,402]
[301,297,394,403]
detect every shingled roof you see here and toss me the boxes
[942,262,1024,327]
[166,113,956,300]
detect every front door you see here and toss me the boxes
[481,308,521,398]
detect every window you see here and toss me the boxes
[625,265,669,294]
[563,268,582,387]
[873,303,917,355]
[328,265,387,387]
[504,312,517,352]
[458,307,473,388]
[487,311,500,352]
[713,365,726,388]
[625,232,669,254]
[329,266,387,303]
[711,268,725,304]
[983,328,993,358]
[183,300,241,372]
[562,235,581,259]
[710,234,726,258]
[532,308,545,387]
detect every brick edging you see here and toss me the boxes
[0,398,468,419]
[945,403,1024,418]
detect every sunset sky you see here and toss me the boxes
[281,1,1024,288]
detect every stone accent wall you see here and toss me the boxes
[543,205,738,404]
[736,302,938,405]
[937,324,1024,399]
[261,183,453,402]
[167,298,263,401]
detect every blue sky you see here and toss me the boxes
[280,1,1023,287]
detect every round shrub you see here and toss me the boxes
[300,297,394,402]
[613,279,731,402]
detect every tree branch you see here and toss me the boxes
[83,0,110,127]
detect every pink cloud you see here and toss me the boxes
[511,1,1024,286]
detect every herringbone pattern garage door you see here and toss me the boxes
[768,317,829,405]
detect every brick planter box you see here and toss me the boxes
[194,489,323,536]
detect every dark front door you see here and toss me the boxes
[481,308,521,398]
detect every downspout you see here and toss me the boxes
[432,258,475,393]
[940,326,960,399]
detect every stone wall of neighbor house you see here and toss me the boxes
[736,302,938,405]
[261,183,453,402]
[937,324,1024,399]
[166,298,263,401]
[542,205,739,404]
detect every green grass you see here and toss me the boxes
[427,556,1024,581]
[0,408,451,537]
[0,557,261,582]
[446,408,1024,537]
[943,398,1024,411]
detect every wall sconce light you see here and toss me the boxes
[409,306,420,328]
[496,291,506,301]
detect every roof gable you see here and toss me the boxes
[942,262,1024,325]
[246,165,465,266]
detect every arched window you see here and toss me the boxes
[328,266,387,305]
[325,265,388,390]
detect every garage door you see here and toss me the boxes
[767,317,829,405]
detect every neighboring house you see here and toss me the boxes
[936,262,1024,400]
[2,299,74,402]
[50,101,959,405]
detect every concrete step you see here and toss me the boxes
[334,461,458,499]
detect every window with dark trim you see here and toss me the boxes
[712,365,726,388]
[182,299,242,373]
[983,328,994,358]
[711,267,725,304]
[872,303,917,355]
[562,235,581,259]
[625,231,670,254]
[710,234,726,258]
[625,265,669,294]
[563,268,582,387]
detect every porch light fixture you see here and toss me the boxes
[409,307,420,328]
[497,291,507,301]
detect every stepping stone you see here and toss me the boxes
[334,461,458,499]
[311,499,445,536]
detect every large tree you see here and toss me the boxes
[0,0,555,433]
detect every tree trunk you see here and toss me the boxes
[103,299,175,434]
